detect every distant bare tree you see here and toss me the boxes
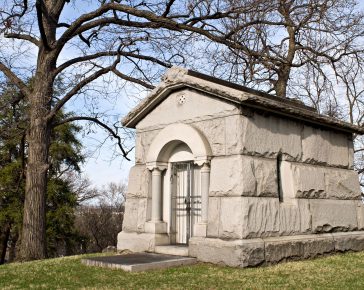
[75,182,125,253]
[208,0,364,98]
[63,172,100,204]
[290,52,364,186]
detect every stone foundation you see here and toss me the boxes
[189,231,364,267]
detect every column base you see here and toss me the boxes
[145,221,168,234]
[193,222,207,237]
[117,231,169,252]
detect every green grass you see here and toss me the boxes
[1,251,364,289]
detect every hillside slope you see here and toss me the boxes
[1,252,364,289]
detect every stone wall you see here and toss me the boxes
[136,105,353,169]
[207,154,361,239]
[281,161,361,199]
[206,195,362,239]
[239,110,353,168]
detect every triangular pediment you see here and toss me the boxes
[122,67,364,134]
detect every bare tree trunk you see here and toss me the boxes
[274,68,290,98]
[19,66,53,260]
[19,116,50,260]
[0,223,11,264]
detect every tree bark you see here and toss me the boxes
[19,115,50,260]
[274,67,291,98]
[18,53,54,260]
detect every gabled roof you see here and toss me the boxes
[122,67,364,134]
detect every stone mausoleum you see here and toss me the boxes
[117,67,364,267]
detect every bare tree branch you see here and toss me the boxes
[48,53,122,120]
[53,116,133,160]
[35,0,51,50]
[111,68,155,89]
[0,62,30,97]
[4,33,40,46]
[162,0,176,17]
[54,50,171,76]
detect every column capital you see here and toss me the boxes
[200,162,211,173]
[194,157,211,167]
[146,161,168,171]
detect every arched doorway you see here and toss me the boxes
[145,124,211,245]
[168,143,201,244]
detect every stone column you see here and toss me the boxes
[145,165,167,234]
[200,163,210,223]
[194,162,210,237]
[151,168,163,222]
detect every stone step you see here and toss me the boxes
[82,253,196,272]
[154,245,189,256]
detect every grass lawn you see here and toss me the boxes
[1,251,364,289]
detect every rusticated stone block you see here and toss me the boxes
[278,199,312,235]
[209,156,244,196]
[207,197,220,238]
[211,197,280,239]
[298,199,312,233]
[333,232,364,252]
[279,204,301,235]
[219,197,245,239]
[264,234,335,263]
[122,198,149,233]
[254,158,278,196]
[126,165,151,198]
[281,161,361,200]
[348,139,354,169]
[135,129,160,164]
[189,237,265,267]
[291,164,326,199]
[241,197,280,238]
[310,199,358,232]
[225,114,244,155]
[301,234,335,258]
[209,156,277,197]
[302,125,350,167]
[188,232,364,268]
[325,169,361,200]
[241,112,302,160]
[194,117,225,156]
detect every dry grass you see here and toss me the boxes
[1,251,364,289]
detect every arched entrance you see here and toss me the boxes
[145,123,212,244]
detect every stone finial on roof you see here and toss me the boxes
[161,66,189,84]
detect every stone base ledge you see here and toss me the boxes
[189,231,364,268]
[145,221,168,234]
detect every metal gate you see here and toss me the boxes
[170,162,201,245]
